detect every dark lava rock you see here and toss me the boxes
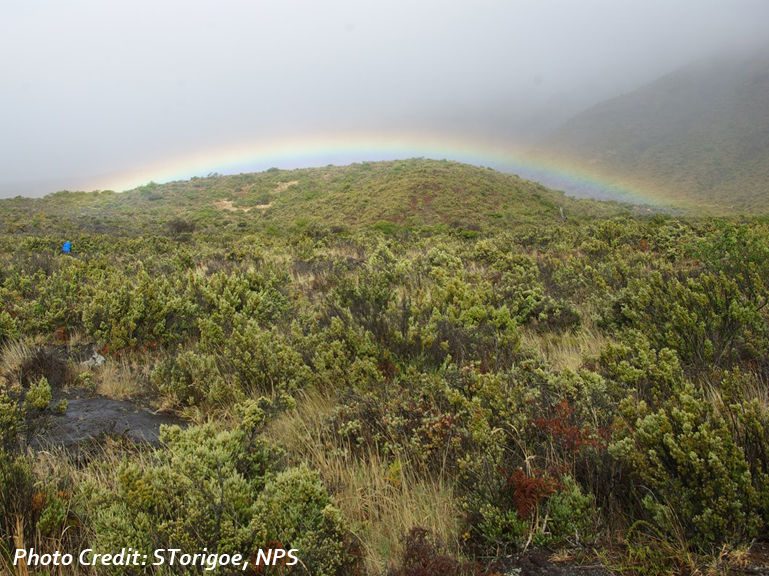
[33,396,181,447]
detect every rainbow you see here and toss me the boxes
[96,130,676,208]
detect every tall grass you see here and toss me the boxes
[520,325,610,372]
[265,390,461,574]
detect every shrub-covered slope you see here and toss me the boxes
[2,161,769,574]
[530,48,769,213]
[0,158,628,236]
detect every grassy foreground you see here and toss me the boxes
[1,161,768,574]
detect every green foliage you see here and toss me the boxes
[252,466,357,575]
[466,470,597,550]
[25,376,51,410]
[84,406,273,566]
[0,392,21,451]
[37,489,68,536]
[3,164,769,570]
[371,220,400,235]
[83,399,357,575]
[607,270,769,373]
[532,50,769,213]
[610,384,769,549]
[0,451,35,540]
[0,396,42,545]
[546,475,597,546]
[0,311,18,343]
[596,330,683,402]
[82,265,197,351]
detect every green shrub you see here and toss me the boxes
[25,376,51,410]
[512,288,582,333]
[0,311,19,343]
[82,266,197,351]
[251,465,359,576]
[0,392,21,451]
[84,401,278,566]
[151,350,232,408]
[82,399,358,575]
[0,450,36,544]
[610,384,767,550]
[596,330,683,402]
[604,270,769,374]
[309,316,381,391]
[465,468,597,551]
[545,474,597,546]
[372,220,400,235]
[224,324,311,396]
[37,488,68,536]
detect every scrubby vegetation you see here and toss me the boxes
[1,159,768,574]
[532,47,769,213]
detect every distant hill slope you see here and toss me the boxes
[0,159,629,236]
[529,48,769,213]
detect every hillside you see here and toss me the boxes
[2,157,769,574]
[529,47,769,213]
[0,159,629,236]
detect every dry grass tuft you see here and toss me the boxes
[1,340,35,372]
[13,516,30,576]
[265,390,461,574]
[310,446,459,574]
[1,339,70,389]
[520,325,610,372]
[93,356,151,400]
[0,339,35,386]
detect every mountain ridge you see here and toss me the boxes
[528,47,769,213]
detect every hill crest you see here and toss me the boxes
[0,159,630,236]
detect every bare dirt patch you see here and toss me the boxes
[255,180,299,209]
[214,181,298,212]
[274,180,298,193]
[214,199,252,212]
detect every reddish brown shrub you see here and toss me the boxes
[387,528,486,576]
[534,400,607,452]
[502,468,557,520]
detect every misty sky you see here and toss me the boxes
[2,0,768,197]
